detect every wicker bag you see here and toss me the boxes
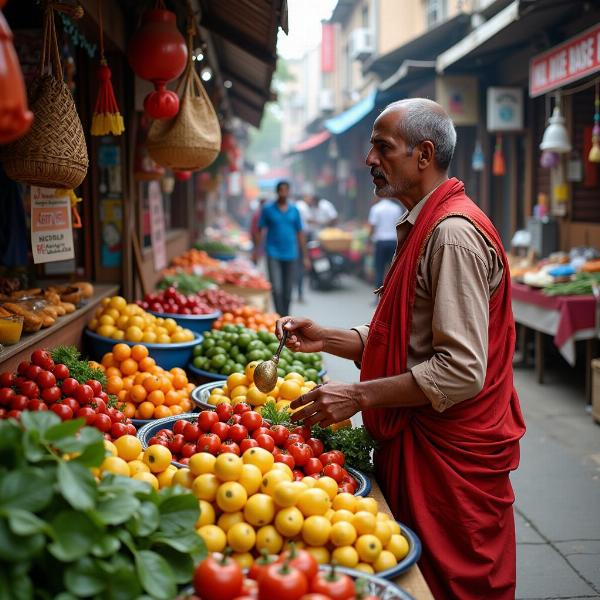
[1,4,88,189]
[147,53,221,171]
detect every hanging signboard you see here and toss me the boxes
[530,23,600,97]
[148,181,167,271]
[487,87,524,131]
[435,76,479,125]
[30,186,75,264]
[321,24,335,73]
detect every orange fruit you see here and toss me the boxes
[143,375,162,393]
[148,390,165,406]
[123,402,136,418]
[106,376,124,394]
[172,372,187,390]
[181,398,193,412]
[138,357,156,372]
[105,366,122,379]
[165,390,180,406]
[101,352,115,368]
[134,372,151,385]
[279,380,302,401]
[130,384,147,403]
[113,343,132,362]
[122,377,134,391]
[117,389,128,403]
[170,405,184,415]
[159,376,172,393]
[120,358,138,376]
[153,405,170,419]
[137,401,155,419]
[131,344,149,362]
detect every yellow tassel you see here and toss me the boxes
[91,112,125,136]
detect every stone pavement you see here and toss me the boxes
[290,274,600,600]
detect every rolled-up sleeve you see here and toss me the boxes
[410,242,490,412]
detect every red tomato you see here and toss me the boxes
[26,365,42,381]
[255,433,275,452]
[18,380,39,399]
[277,547,318,583]
[41,386,61,404]
[31,349,54,371]
[199,410,219,432]
[288,443,312,467]
[97,391,109,403]
[248,553,278,580]
[233,402,252,415]
[7,410,22,419]
[181,442,197,459]
[52,364,70,380]
[183,422,201,442]
[193,554,243,600]
[11,395,29,411]
[17,361,30,376]
[285,434,304,448]
[299,595,331,600]
[337,482,356,494]
[216,403,234,422]
[240,411,263,432]
[258,562,308,600]
[269,425,290,447]
[239,438,259,453]
[322,463,344,483]
[51,403,73,421]
[92,398,107,414]
[126,423,137,436]
[77,406,96,425]
[0,372,15,388]
[63,397,80,414]
[291,425,311,440]
[61,377,79,396]
[0,388,15,406]
[168,433,185,454]
[303,458,323,476]
[229,414,242,425]
[292,469,304,481]
[93,413,112,432]
[319,451,345,467]
[211,421,231,442]
[219,441,241,455]
[110,422,128,439]
[27,399,47,412]
[148,436,169,448]
[229,423,248,444]
[37,370,56,390]
[179,457,190,466]
[86,379,102,396]
[197,433,221,454]
[251,427,271,440]
[172,419,187,435]
[273,448,295,470]
[310,569,355,600]
[75,384,94,405]
[306,438,324,458]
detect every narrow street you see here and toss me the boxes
[295,275,600,600]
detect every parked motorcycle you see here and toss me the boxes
[306,240,347,290]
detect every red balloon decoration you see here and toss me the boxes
[127,8,187,120]
[0,7,33,143]
[174,170,192,181]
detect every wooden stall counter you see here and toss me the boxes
[0,284,119,373]
[369,479,434,599]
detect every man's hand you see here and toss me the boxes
[276,317,326,353]
[303,256,312,272]
[290,382,363,428]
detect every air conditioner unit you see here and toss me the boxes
[349,28,374,61]
[319,89,335,112]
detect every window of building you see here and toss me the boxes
[425,0,447,28]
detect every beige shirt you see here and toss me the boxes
[355,191,504,412]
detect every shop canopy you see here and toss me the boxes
[288,130,331,154]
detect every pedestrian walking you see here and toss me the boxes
[249,197,267,265]
[368,197,406,290]
[276,98,526,600]
[253,181,309,315]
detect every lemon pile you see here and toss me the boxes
[207,362,317,412]
[88,295,195,344]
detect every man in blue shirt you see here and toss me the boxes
[253,181,309,315]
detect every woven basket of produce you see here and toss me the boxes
[1,5,88,188]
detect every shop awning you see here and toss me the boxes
[324,91,378,135]
[379,60,436,92]
[288,130,331,154]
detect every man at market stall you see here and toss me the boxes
[276,98,526,600]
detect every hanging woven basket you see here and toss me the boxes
[1,4,88,188]
[147,49,221,171]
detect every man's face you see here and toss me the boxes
[365,109,420,199]
[277,184,290,200]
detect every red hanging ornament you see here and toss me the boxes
[91,1,124,136]
[127,6,187,120]
[174,170,192,181]
[492,134,506,176]
[0,3,33,143]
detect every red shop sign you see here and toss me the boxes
[529,23,600,97]
[321,23,335,73]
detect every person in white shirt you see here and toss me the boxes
[368,197,406,289]
[296,194,338,239]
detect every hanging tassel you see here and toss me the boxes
[90,1,124,136]
[588,81,600,163]
[492,134,506,176]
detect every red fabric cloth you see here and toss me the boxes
[361,178,526,600]
[512,282,595,349]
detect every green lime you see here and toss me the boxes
[235,354,247,365]
[238,334,251,349]
[277,368,286,378]
[206,346,225,358]
[305,368,318,381]
[247,349,264,362]
[210,354,227,369]
[233,363,245,373]
[247,340,265,351]
[268,342,280,354]
[193,356,204,369]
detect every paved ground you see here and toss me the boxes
[289,274,600,600]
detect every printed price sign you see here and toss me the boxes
[148,181,167,271]
[30,186,75,264]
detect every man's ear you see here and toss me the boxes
[418,141,435,170]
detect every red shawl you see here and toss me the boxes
[361,178,525,600]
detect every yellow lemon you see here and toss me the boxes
[189,452,216,476]
[273,481,303,507]
[192,473,219,501]
[197,525,227,552]
[355,497,378,515]
[373,550,398,573]
[274,506,304,537]
[330,521,357,547]
[196,500,216,527]
[255,525,283,554]
[302,515,332,546]
[172,468,195,489]
[386,534,409,560]
[128,460,150,476]
[243,447,274,474]
[100,456,129,477]
[214,453,243,482]
[354,563,375,574]
[270,462,294,480]
[374,520,392,545]
[304,546,330,565]
[332,493,357,512]
[216,481,247,513]
[114,435,142,462]
[261,470,291,496]
[296,488,331,517]
[352,511,377,535]
[355,534,383,563]
[217,511,245,533]
[315,476,338,501]
[232,552,254,570]
[238,463,263,495]
[332,509,355,524]
[227,522,256,553]
[331,545,359,568]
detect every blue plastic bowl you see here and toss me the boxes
[84,329,202,371]
[149,310,221,334]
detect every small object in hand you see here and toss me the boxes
[253,329,288,393]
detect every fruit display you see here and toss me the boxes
[137,287,218,315]
[213,305,280,333]
[98,343,195,421]
[195,240,237,258]
[202,260,271,290]
[0,347,135,439]
[157,271,217,295]
[87,295,195,343]
[170,248,221,270]
[191,326,323,380]
[195,288,246,313]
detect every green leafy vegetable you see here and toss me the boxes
[157,273,216,296]
[50,346,107,387]
[312,424,378,473]
[261,400,292,426]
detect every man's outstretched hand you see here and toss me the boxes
[276,316,327,354]
[289,381,363,428]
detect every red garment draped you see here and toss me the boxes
[361,178,525,600]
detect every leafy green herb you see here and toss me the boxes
[312,424,377,473]
[261,400,291,426]
[157,273,216,296]
[0,411,205,598]
[50,346,107,387]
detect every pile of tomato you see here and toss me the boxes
[148,407,358,493]
[0,349,135,439]
[191,546,376,600]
